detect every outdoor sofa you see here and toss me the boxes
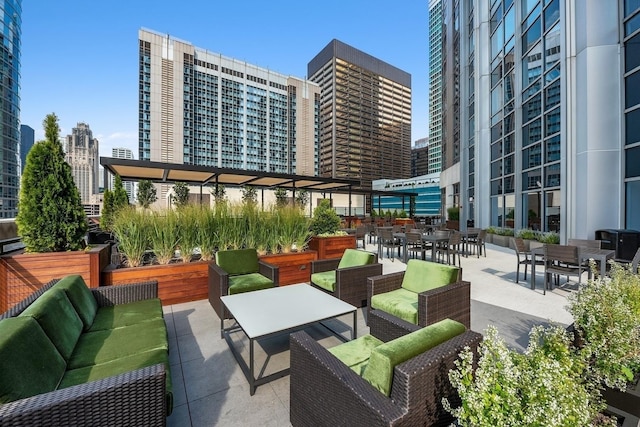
[0,275,172,426]
[290,316,482,426]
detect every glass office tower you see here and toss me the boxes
[458,1,624,240]
[0,0,20,218]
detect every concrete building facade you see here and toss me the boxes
[138,28,320,205]
[64,123,99,204]
[111,147,135,201]
[428,0,444,174]
[308,39,412,191]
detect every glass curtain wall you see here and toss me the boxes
[624,0,640,230]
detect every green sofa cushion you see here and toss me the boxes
[311,271,336,292]
[228,273,274,294]
[52,275,98,331]
[328,334,384,376]
[68,318,169,369]
[0,317,66,404]
[370,288,419,324]
[362,319,466,396]
[400,259,460,294]
[20,287,83,361]
[60,348,173,415]
[338,249,375,269]
[89,298,163,332]
[216,248,259,276]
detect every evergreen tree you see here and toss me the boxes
[309,199,341,235]
[16,113,88,252]
[137,179,157,208]
[101,189,114,231]
[113,174,129,210]
[172,182,190,208]
[274,187,288,207]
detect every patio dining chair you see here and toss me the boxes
[355,225,368,249]
[512,237,544,284]
[379,228,402,262]
[405,231,428,260]
[543,244,584,295]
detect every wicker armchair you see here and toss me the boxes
[290,318,482,426]
[367,261,469,329]
[310,249,382,308]
[208,249,279,320]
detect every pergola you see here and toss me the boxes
[100,157,417,216]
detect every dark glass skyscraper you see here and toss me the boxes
[0,0,20,218]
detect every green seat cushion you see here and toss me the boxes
[338,249,375,269]
[311,271,337,292]
[68,318,168,369]
[0,317,66,404]
[216,249,259,276]
[20,287,83,361]
[228,273,274,294]
[328,334,384,376]
[370,288,418,324]
[89,298,163,332]
[362,319,466,396]
[52,275,98,331]
[60,348,173,415]
[400,259,460,294]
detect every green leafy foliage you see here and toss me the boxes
[137,180,157,208]
[210,184,226,205]
[295,189,309,209]
[309,199,341,236]
[274,187,288,207]
[111,207,149,267]
[113,174,129,209]
[172,182,190,208]
[447,206,460,221]
[241,186,257,207]
[16,113,88,252]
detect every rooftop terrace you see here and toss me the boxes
[163,241,617,427]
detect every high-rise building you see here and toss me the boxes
[308,39,411,190]
[412,137,430,177]
[64,123,99,204]
[111,147,135,201]
[0,0,21,218]
[454,1,636,240]
[428,0,444,175]
[138,28,320,203]
[19,124,34,174]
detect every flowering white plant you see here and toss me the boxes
[566,261,640,390]
[444,325,611,427]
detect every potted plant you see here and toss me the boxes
[1,114,109,310]
[446,206,460,230]
[566,262,640,417]
[445,325,612,426]
[308,199,355,259]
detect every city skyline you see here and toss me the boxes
[20,1,431,160]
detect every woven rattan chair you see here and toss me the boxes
[367,261,470,330]
[289,318,483,427]
[310,249,382,308]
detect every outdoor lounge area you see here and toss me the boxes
[157,240,639,427]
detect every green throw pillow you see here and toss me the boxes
[53,275,98,331]
[338,249,375,269]
[361,318,466,396]
[400,259,460,294]
[216,249,259,276]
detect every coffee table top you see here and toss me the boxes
[221,284,356,339]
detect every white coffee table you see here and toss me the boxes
[220,283,357,395]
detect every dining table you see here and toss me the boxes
[530,245,615,290]
[389,232,451,263]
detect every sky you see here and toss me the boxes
[20,1,430,159]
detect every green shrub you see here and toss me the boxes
[310,199,341,236]
[516,228,537,240]
[177,206,200,262]
[16,113,87,252]
[172,182,190,208]
[486,226,497,234]
[149,211,180,264]
[137,180,157,208]
[447,206,460,221]
[538,231,559,244]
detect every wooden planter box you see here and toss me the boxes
[308,235,356,260]
[259,250,318,286]
[102,260,211,306]
[0,244,110,312]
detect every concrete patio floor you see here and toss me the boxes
[162,241,635,426]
